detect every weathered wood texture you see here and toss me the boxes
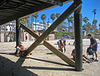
[26,1,82,55]
[20,23,75,66]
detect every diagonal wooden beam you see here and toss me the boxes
[26,1,82,55]
[20,23,75,66]
[43,41,75,66]
[20,23,39,39]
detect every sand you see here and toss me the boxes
[0,39,100,76]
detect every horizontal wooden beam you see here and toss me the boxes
[20,23,75,66]
[0,3,54,25]
[26,1,82,55]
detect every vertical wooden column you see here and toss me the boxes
[74,0,83,71]
[15,19,21,54]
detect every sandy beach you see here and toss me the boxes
[0,39,100,76]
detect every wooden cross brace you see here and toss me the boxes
[20,1,82,66]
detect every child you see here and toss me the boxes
[16,43,32,56]
[71,49,90,63]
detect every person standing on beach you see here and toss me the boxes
[87,34,98,61]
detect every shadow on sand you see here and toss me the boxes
[23,66,75,71]
[0,52,71,67]
[0,52,75,75]
[0,52,15,55]
[0,55,38,76]
[26,57,70,66]
[23,57,75,71]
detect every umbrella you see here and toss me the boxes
[62,35,71,37]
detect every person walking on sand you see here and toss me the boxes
[87,34,98,61]
[57,37,66,54]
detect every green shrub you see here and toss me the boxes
[55,31,72,38]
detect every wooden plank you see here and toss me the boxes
[20,23,75,66]
[20,23,39,39]
[0,3,55,25]
[43,41,75,66]
[26,1,82,55]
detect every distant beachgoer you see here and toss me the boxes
[71,49,90,63]
[57,37,66,54]
[87,34,98,61]
[25,33,28,40]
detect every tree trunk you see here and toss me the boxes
[35,18,36,31]
[4,25,7,42]
[68,20,70,32]
[31,16,32,29]
[0,26,1,42]
[88,28,90,33]
[72,22,74,36]
[43,20,44,30]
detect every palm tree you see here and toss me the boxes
[32,14,35,29]
[41,14,46,30]
[99,24,100,30]
[32,14,34,21]
[67,16,71,32]
[82,25,87,30]
[92,9,97,31]
[87,22,92,33]
[70,16,74,36]
[56,13,61,31]
[51,13,56,23]
[83,17,89,24]
[62,22,67,31]
[33,13,38,30]
[41,14,46,23]
[20,15,30,25]
[93,9,97,20]
[83,17,89,33]
[56,13,60,18]
[93,19,97,31]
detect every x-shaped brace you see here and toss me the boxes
[20,1,82,66]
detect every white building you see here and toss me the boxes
[27,22,51,31]
[1,21,16,32]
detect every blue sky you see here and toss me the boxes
[30,0,100,29]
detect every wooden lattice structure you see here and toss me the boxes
[0,0,83,71]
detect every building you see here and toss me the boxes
[0,21,56,42]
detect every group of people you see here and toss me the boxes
[57,34,98,62]
[15,33,98,61]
